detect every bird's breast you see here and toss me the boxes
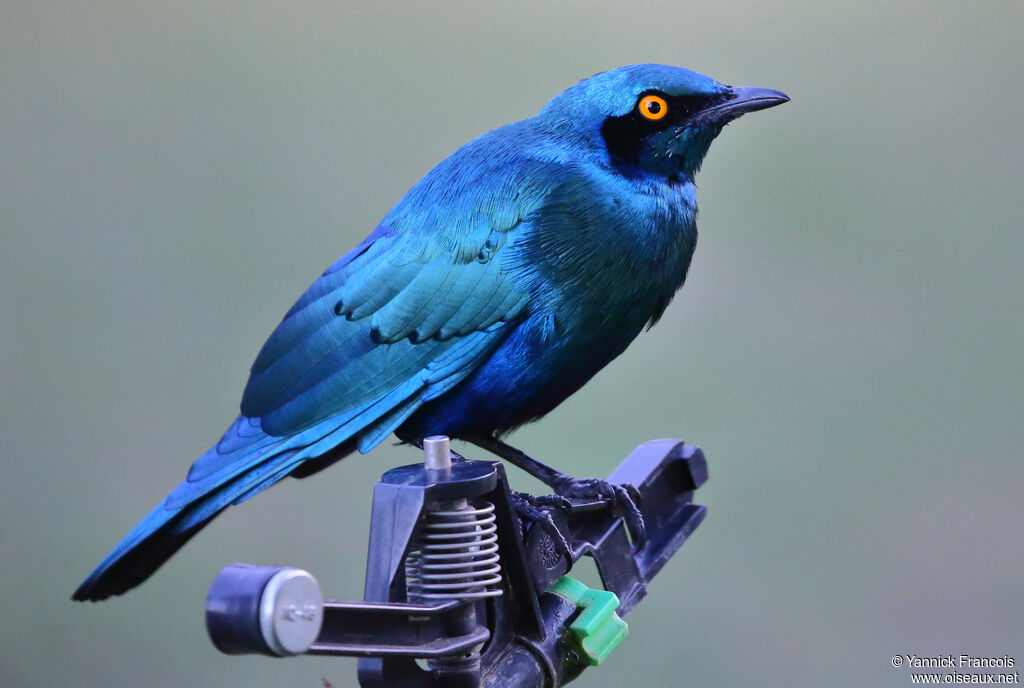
[515,173,698,335]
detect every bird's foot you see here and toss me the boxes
[509,489,572,565]
[551,476,646,544]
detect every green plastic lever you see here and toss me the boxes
[548,576,628,665]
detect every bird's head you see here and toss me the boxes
[539,64,788,181]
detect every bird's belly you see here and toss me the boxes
[397,305,648,440]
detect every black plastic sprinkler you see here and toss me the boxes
[205,438,708,688]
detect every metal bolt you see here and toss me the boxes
[423,435,452,470]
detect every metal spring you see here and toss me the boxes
[405,501,503,601]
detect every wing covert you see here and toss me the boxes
[238,148,571,441]
[239,217,528,439]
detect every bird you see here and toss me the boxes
[73,64,788,601]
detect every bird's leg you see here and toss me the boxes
[468,435,645,544]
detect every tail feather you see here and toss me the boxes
[72,417,355,602]
[73,500,209,601]
[73,376,432,601]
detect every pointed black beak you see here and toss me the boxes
[697,86,790,123]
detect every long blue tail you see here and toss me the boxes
[72,416,355,601]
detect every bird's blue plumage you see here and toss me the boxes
[74,64,787,600]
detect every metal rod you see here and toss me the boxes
[423,435,452,470]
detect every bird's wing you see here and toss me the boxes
[166,151,570,512]
[173,224,533,507]
[170,155,577,523]
[235,151,565,445]
[240,226,526,437]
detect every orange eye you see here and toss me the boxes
[638,94,668,121]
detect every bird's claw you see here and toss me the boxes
[524,493,573,511]
[510,489,572,565]
[551,476,646,544]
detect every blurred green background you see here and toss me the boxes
[2,2,1021,686]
